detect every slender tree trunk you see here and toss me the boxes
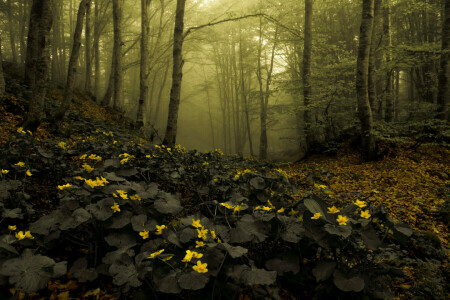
[20,0,29,64]
[137,0,152,127]
[112,0,122,110]
[21,0,53,132]
[51,0,59,82]
[384,1,394,122]
[202,65,215,149]
[54,0,89,123]
[24,0,42,89]
[7,0,18,64]
[163,0,186,147]
[102,58,114,106]
[303,0,314,153]
[356,0,377,161]
[394,69,400,121]
[368,0,380,116]
[0,39,5,101]
[239,32,254,156]
[153,62,170,124]
[437,0,450,120]
[85,0,92,92]
[94,0,100,100]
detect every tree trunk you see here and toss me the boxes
[163,0,186,147]
[137,0,152,127]
[112,0,122,110]
[7,0,18,64]
[0,39,5,101]
[356,0,377,161]
[303,0,314,153]
[21,0,53,132]
[94,0,100,100]
[368,0,381,117]
[437,0,449,120]
[384,1,394,122]
[54,0,89,123]
[24,0,42,89]
[85,0,92,93]
[20,0,29,64]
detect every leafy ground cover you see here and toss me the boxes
[0,75,448,299]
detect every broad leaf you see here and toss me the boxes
[312,262,336,282]
[154,192,183,215]
[177,272,209,290]
[333,270,364,292]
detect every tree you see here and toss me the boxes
[54,0,90,123]
[303,0,314,154]
[356,0,377,161]
[368,0,380,116]
[21,0,53,131]
[112,0,122,110]
[85,0,92,93]
[437,0,450,120]
[0,38,5,101]
[163,0,186,147]
[384,0,394,122]
[6,0,18,64]
[137,0,152,127]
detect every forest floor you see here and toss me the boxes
[0,71,449,299]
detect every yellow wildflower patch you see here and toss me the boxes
[155,225,166,235]
[192,261,208,273]
[58,183,72,190]
[337,215,348,226]
[139,230,149,240]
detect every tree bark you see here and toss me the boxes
[112,0,122,110]
[437,0,450,120]
[356,0,377,161]
[368,0,380,116]
[384,0,394,122]
[21,0,53,132]
[0,39,5,101]
[24,0,42,89]
[94,0,100,100]
[54,0,89,123]
[163,0,186,147]
[137,0,152,127]
[239,32,254,156]
[85,0,92,93]
[303,0,314,154]
[7,0,18,64]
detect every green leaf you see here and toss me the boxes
[0,234,19,255]
[0,249,56,293]
[218,243,248,258]
[109,262,141,287]
[108,210,133,229]
[265,252,300,275]
[154,270,181,294]
[69,257,98,282]
[177,272,209,290]
[361,225,382,250]
[324,224,351,238]
[304,198,326,219]
[86,199,114,221]
[104,233,136,248]
[154,192,183,215]
[333,270,364,292]
[104,172,126,182]
[243,267,277,286]
[312,262,336,282]
[250,177,265,190]
[2,208,23,219]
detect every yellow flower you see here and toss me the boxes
[197,227,208,240]
[74,176,85,180]
[182,250,194,262]
[289,208,298,216]
[111,202,120,213]
[140,230,149,239]
[192,252,203,259]
[192,261,208,273]
[262,206,272,211]
[79,154,87,160]
[221,203,234,210]
[217,238,222,243]
[89,154,102,161]
[113,141,118,144]
[58,142,66,149]
[82,164,94,173]
[15,231,26,240]
[195,241,205,248]
[162,256,173,261]
[267,200,275,208]
[17,127,26,134]
[254,206,262,210]
[1,169,9,174]
[337,215,349,226]
[85,179,98,188]
[233,203,243,214]
[57,183,72,190]
[311,212,321,220]
[360,210,371,219]
[354,200,367,208]
[26,170,32,176]
[155,225,166,235]
[327,206,340,214]
[314,183,327,189]
[277,207,285,213]
[14,162,25,167]
[213,178,219,182]
[210,230,217,239]
[130,194,141,201]
[148,249,164,259]
[116,190,128,199]
[192,219,202,228]
[24,231,34,239]
[8,225,16,231]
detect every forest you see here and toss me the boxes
[0,0,449,299]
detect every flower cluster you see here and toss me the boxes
[113,190,128,199]
[75,176,108,188]
[119,153,135,165]
[57,183,72,190]
[234,169,251,178]
[220,202,243,214]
